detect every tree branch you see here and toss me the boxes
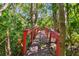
[0,3,9,12]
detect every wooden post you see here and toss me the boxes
[49,31,54,42]
[49,31,54,55]
[22,29,29,55]
[30,30,34,44]
[49,30,60,56]
[54,31,60,56]
[33,28,36,39]
[34,27,40,37]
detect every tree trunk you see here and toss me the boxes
[0,3,9,16]
[30,3,38,27]
[58,4,66,56]
[5,29,11,56]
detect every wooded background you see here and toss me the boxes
[0,3,79,56]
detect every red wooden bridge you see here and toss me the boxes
[21,27,60,56]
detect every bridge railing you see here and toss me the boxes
[22,27,60,56]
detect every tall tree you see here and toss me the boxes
[0,3,9,16]
[30,3,38,27]
[58,4,66,56]
[5,28,11,56]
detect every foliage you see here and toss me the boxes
[37,16,53,29]
[71,32,79,43]
[0,3,79,56]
